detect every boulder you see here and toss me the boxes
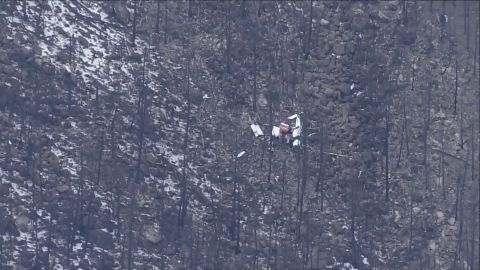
[143,225,162,244]
[16,215,32,231]
[0,208,19,236]
[112,2,131,25]
[0,49,8,63]
[333,42,346,55]
[89,229,115,250]
[0,182,11,197]
[56,184,72,194]
[0,63,15,75]
[77,35,89,47]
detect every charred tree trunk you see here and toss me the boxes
[303,0,313,60]
[385,92,390,202]
[252,16,258,112]
[155,0,161,34]
[178,56,192,229]
[132,1,137,47]
[454,59,458,115]
[164,4,168,44]
[424,82,431,189]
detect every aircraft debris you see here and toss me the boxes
[250,124,264,137]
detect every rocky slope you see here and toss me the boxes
[0,1,478,269]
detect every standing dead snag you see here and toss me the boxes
[252,9,258,112]
[303,0,313,60]
[315,122,326,212]
[424,81,432,189]
[132,1,137,47]
[155,1,161,34]
[385,90,390,202]
[164,3,168,44]
[454,59,458,115]
[178,55,192,229]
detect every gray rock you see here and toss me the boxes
[16,215,32,231]
[0,63,15,75]
[113,2,131,25]
[56,184,72,194]
[333,43,346,55]
[143,225,162,244]
[320,19,330,26]
[89,229,115,250]
[0,208,19,236]
[77,35,89,47]
[0,50,8,63]
[145,152,157,164]
[324,87,335,98]
[0,182,11,197]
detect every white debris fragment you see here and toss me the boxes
[288,114,298,120]
[236,151,246,158]
[272,126,281,137]
[64,64,71,73]
[293,139,301,147]
[292,116,301,138]
[202,94,210,99]
[350,83,355,90]
[320,19,330,26]
[250,124,264,137]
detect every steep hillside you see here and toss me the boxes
[0,1,478,270]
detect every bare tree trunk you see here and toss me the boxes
[303,0,313,60]
[179,56,192,229]
[252,16,258,112]
[474,18,478,75]
[454,59,458,115]
[424,82,431,189]
[164,4,168,44]
[280,157,287,210]
[385,93,390,202]
[132,1,137,47]
[411,60,415,91]
[225,3,231,74]
[441,130,446,200]
[409,180,414,251]
[155,0,161,33]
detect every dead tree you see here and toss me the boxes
[22,0,27,19]
[252,11,258,112]
[225,2,232,73]
[411,59,415,91]
[231,133,239,242]
[155,0,161,34]
[424,81,432,189]
[474,19,478,75]
[454,59,458,115]
[469,189,477,269]
[315,122,326,211]
[132,1,138,47]
[164,3,168,44]
[385,91,390,202]
[441,129,446,200]
[178,55,192,229]
[397,87,410,166]
[409,179,414,251]
[280,157,287,210]
[298,111,309,227]
[350,170,359,267]
[303,0,313,60]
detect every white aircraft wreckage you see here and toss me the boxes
[249,113,302,147]
[271,113,302,147]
